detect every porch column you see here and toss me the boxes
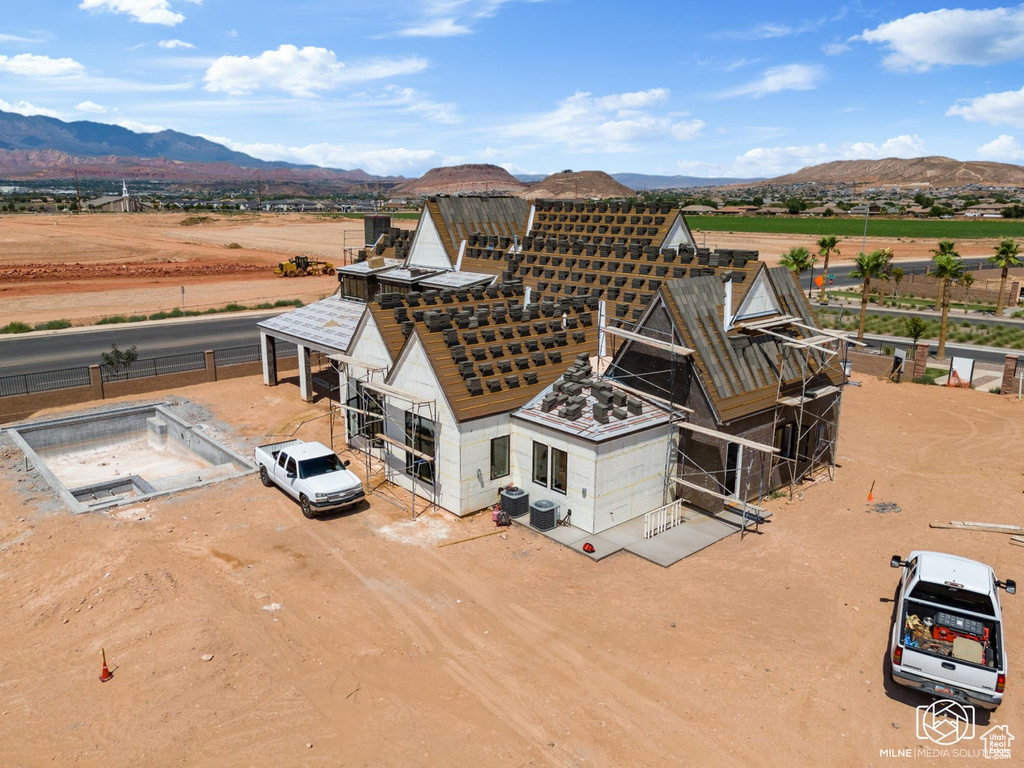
[297,344,313,402]
[912,342,930,381]
[261,332,278,386]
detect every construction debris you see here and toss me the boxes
[867,501,901,514]
[929,521,1024,535]
[1010,536,1024,548]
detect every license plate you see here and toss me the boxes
[934,686,953,695]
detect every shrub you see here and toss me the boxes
[33,319,72,331]
[225,242,242,249]
[97,316,128,325]
[1,321,33,334]
[179,216,210,227]
[223,303,246,312]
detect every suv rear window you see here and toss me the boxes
[910,580,995,615]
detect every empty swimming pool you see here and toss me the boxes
[4,403,253,514]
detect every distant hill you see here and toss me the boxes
[514,172,759,189]
[0,109,392,185]
[766,156,1024,188]
[517,170,633,199]
[390,164,528,196]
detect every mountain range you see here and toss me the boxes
[1,109,1022,192]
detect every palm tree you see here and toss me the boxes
[989,238,1022,316]
[930,240,966,359]
[780,246,817,297]
[849,249,889,342]
[816,235,840,303]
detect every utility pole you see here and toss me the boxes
[256,172,263,211]
[74,170,82,214]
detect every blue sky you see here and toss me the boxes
[1,1,1023,178]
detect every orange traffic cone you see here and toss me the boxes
[99,648,113,683]
[867,480,876,502]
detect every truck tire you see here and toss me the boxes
[300,495,316,519]
[259,466,273,487]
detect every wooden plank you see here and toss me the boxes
[328,352,387,370]
[929,521,1024,535]
[676,421,779,454]
[601,324,694,356]
[373,432,434,462]
[438,528,507,548]
[362,380,433,404]
[1010,536,1024,548]
[670,477,768,513]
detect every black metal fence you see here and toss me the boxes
[856,337,919,358]
[1,343,298,398]
[0,366,92,398]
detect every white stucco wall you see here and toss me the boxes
[457,414,515,514]
[510,419,669,534]
[406,211,453,271]
[377,336,463,514]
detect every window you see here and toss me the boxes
[551,447,567,495]
[348,382,383,446]
[532,442,549,487]
[724,442,741,497]
[774,422,795,459]
[404,412,436,482]
[490,435,510,480]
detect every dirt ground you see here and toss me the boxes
[0,213,414,327]
[0,371,1022,767]
[0,211,1002,328]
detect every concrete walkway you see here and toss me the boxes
[510,503,769,567]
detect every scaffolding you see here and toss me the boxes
[328,354,439,519]
[735,316,853,500]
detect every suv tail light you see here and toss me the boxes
[892,645,903,666]
[997,674,1006,693]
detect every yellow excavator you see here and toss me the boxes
[274,255,336,277]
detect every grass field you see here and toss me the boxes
[686,215,1023,239]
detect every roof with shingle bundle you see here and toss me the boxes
[656,266,844,423]
[408,195,530,272]
[368,283,601,422]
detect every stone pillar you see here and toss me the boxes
[204,350,216,383]
[261,332,278,386]
[297,344,313,402]
[1001,354,1019,397]
[912,342,930,381]
[89,364,104,400]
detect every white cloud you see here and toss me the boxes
[821,42,850,56]
[976,134,1024,162]
[713,17,826,41]
[75,100,107,113]
[728,135,926,176]
[719,63,823,98]
[159,39,194,49]
[0,99,61,118]
[202,134,441,176]
[379,85,460,123]
[0,33,44,44]
[114,119,165,133]
[78,0,201,27]
[497,89,703,152]
[947,86,1024,129]
[203,45,427,97]
[0,53,84,77]
[394,0,541,38]
[856,7,1024,72]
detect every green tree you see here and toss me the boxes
[989,238,1022,315]
[902,316,926,344]
[849,249,889,342]
[930,240,966,359]
[100,343,138,380]
[780,246,817,298]
[959,271,974,313]
[890,266,905,300]
[816,234,840,303]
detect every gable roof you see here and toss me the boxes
[655,267,843,423]
[409,195,530,271]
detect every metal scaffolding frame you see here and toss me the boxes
[735,318,852,500]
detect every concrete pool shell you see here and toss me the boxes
[4,403,253,514]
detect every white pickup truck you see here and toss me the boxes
[254,439,365,519]
[889,551,1015,710]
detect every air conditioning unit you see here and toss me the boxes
[499,487,529,518]
[529,499,559,531]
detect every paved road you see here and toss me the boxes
[809,256,992,290]
[0,312,281,379]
